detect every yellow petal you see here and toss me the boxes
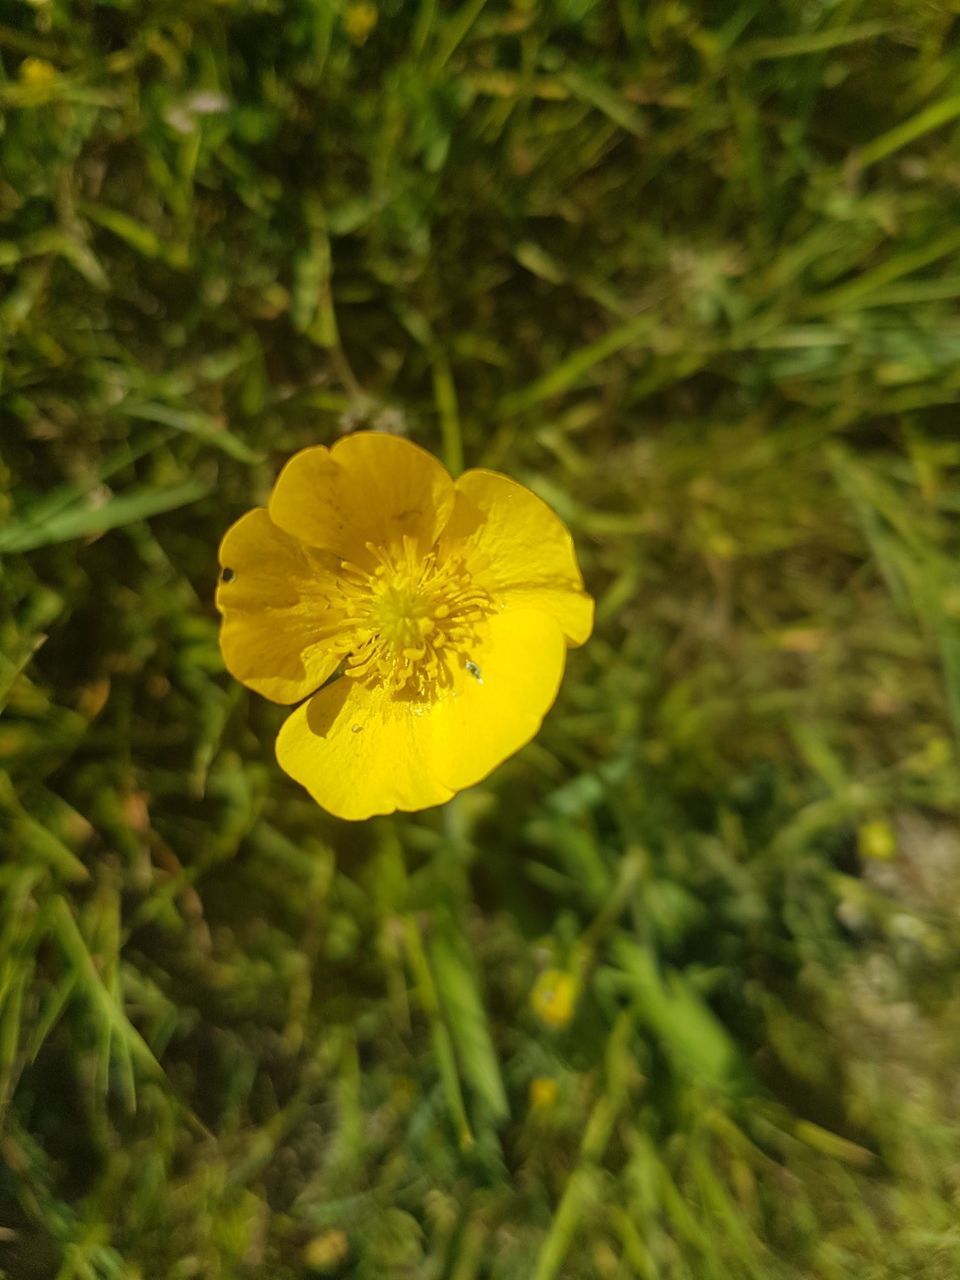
[216,508,344,704]
[275,679,455,821]
[431,609,567,792]
[269,432,456,561]
[441,470,593,647]
[274,610,566,818]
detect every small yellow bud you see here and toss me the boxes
[528,1076,559,1110]
[20,57,57,85]
[304,1229,349,1272]
[344,2,378,45]
[531,969,576,1029]
[858,818,896,861]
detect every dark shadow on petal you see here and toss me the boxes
[304,677,353,738]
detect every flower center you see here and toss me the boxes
[334,536,491,696]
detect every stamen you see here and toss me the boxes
[329,542,492,697]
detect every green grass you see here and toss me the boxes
[3,1,960,1276]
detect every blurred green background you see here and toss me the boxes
[3,1,960,1277]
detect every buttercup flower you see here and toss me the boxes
[216,432,592,820]
[530,969,577,1030]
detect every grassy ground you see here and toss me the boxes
[3,1,960,1276]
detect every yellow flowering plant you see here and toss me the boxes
[216,432,592,820]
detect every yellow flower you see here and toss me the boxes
[20,57,57,85]
[528,1075,559,1110]
[858,818,897,861]
[343,2,378,44]
[530,968,576,1029]
[216,432,592,820]
[304,1229,349,1271]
